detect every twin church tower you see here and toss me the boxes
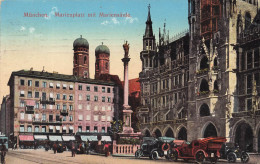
[73,35,110,79]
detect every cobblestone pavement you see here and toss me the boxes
[4,149,260,164]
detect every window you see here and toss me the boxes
[35,81,39,87]
[56,94,60,100]
[86,86,90,91]
[69,115,73,121]
[107,116,111,121]
[247,99,252,111]
[42,82,47,88]
[20,79,25,86]
[94,86,98,92]
[56,83,60,89]
[42,126,46,133]
[102,127,105,133]
[49,115,53,122]
[42,92,46,100]
[101,116,106,121]
[69,85,73,90]
[102,87,106,93]
[107,97,111,103]
[254,48,259,68]
[63,84,67,89]
[107,88,111,93]
[49,105,53,109]
[94,115,98,121]
[78,85,82,90]
[28,80,32,86]
[63,94,67,100]
[86,126,90,132]
[94,106,98,111]
[78,104,83,110]
[20,125,24,132]
[49,93,54,101]
[245,12,251,30]
[62,104,66,110]
[102,96,105,102]
[35,126,39,132]
[42,104,46,109]
[35,92,39,98]
[20,91,25,97]
[78,126,82,132]
[94,96,98,102]
[86,95,90,101]
[35,102,39,109]
[86,115,90,121]
[49,82,53,88]
[69,95,73,101]
[86,105,90,110]
[107,106,111,111]
[42,114,46,121]
[79,94,82,100]
[102,106,106,111]
[49,126,53,133]
[247,75,252,94]
[94,126,98,132]
[78,115,83,121]
[56,115,60,122]
[62,116,66,121]
[20,112,25,119]
[247,51,252,69]
[57,104,60,110]
[20,101,25,107]
[69,105,73,111]
[28,114,32,120]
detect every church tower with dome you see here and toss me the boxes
[73,35,90,78]
[94,43,110,79]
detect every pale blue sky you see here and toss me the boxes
[0,0,188,99]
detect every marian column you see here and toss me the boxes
[122,41,133,132]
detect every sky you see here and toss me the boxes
[0,0,188,101]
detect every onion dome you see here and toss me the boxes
[95,42,110,55]
[73,35,89,48]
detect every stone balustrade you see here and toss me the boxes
[113,144,140,155]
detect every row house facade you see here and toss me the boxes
[7,69,118,145]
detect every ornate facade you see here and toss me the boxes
[138,1,260,152]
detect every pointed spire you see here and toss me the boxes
[144,4,153,37]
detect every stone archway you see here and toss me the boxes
[144,129,151,137]
[178,127,187,140]
[154,129,162,138]
[235,123,253,152]
[200,103,210,117]
[165,128,174,138]
[203,123,217,138]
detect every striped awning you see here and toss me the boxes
[62,136,75,141]
[34,135,47,140]
[49,135,62,141]
[81,136,98,141]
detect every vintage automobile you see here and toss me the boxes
[57,142,66,153]
[219,143,250,163]
[168,137,226,163]
[135,137,175,160]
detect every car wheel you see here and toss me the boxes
[241,152,249,163]
[196,151,205,163]
[135,149,143,158]
[168,150,178,162]
[227,152,237,163]
[150,150,159,160]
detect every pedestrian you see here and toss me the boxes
[85,140,90,154]
[53,142,57,154]
[1,145,7,164]
[104,141,110,157]
[71,142,76,157]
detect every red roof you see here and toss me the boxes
[122,78,140,94]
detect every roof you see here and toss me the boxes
[95,44,110,55]
[122,78,140,94]
[97,74,123,88]
[73,36,89,48]
[8,70,115,86]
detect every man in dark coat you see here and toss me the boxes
[1,145,7,164]
[71,142,76,157]
[53,142,57,154]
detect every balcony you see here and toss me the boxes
[40,97,55,105]
[25,106,34,114]
[60,109,68,116]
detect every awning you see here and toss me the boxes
[63,126,67,130]
[19,135,34,141]
[101,136,112,142]
[62,136,75,141]
[81,136,98,141]
[26,100,35,106]
[69,85,73,89]
[49,135,62,141]
[34,135,47,140]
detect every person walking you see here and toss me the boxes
[53,142,57,154]
[71,142,76,157]
[85,140,90,154]
[1,145,7,164]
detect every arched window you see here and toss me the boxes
[200,56,209,70]
[245,12,251,30]
[200,79,209,92]
[84,56,87,64]
[200,104,210,117]
[214,80,219,91]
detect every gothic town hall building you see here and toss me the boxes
[137,0,260,152]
